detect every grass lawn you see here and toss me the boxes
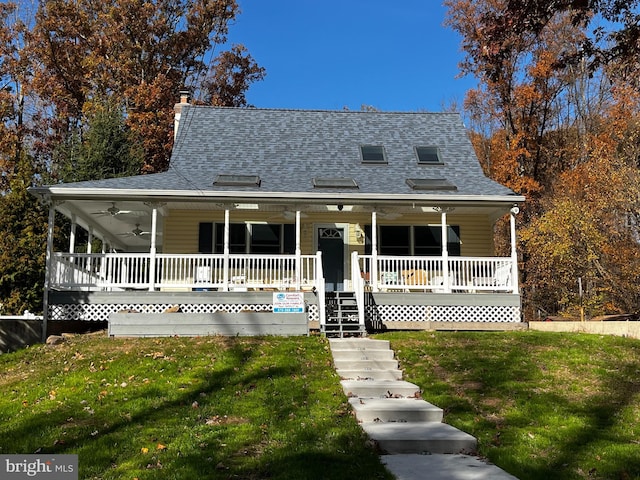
[376,331,640,480]
[1,330,639,479]
[0,333,392,480]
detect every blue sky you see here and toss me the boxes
[228,1,477,112]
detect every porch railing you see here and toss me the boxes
[51,252,321,292]
[355,254,518,294]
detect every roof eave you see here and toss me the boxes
[29,186,525,206]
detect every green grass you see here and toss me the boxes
[0,333,392,480]
[375,331,640,480]
[2,331,640,479]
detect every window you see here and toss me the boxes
[406,178,457,191]
[361,145,386,163]
[414,225,460,256]
[250,224,281,254]
[379,226,411,255]
[313,177,359,188]
[199,222,295,254]
[364,225,460,256]
[415,146,442,164]
[213,174,261,187]
[215,223,247,253]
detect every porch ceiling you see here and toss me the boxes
[54,197,516,251]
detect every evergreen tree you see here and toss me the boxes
[58,100,144,182]
[0,154,48,315]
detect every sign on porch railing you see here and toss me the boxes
[273,292,305,313]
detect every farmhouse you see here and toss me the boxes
[29,94,525,336]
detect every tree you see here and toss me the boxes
[445,0,640,318]
[0,154,48,315]
[57,99,144,182]
[29,0,265,173]
[0,1,265,314]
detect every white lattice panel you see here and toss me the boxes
[50,303,282,321]
[365,304,520,323]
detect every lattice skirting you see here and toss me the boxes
[49,303,320,323]
[366,304,521,323]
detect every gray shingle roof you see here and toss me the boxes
[47,107,517,199]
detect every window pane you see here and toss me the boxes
[361,145,386,163]
[415,146,441,163]
[215,223,246,253]
[250,224,281,254]
[379,226,410,255]
[414,226,460,256]
[283,224,295,254]
[198,222,213,253]
[414,226,441,256]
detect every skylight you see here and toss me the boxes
[415,146,442,164]
[406,178,457,191]
[360,145,386,163]
[213,175,261,187]
[313,177,359,188]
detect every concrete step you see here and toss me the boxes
[329,338,391,350]
[382,454,519,480]
[349,397,443,423]
[331,348,395,361]
[340,379,420,398]
[333,358,399,370]
[336,369,403,381]
[362,422,477,454]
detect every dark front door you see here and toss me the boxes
[317,227,344,291]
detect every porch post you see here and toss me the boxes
[86,226,93,290]
[223,208,230,291]
[371,210,379,292]
[295,210,301,290]
[69,215,76,254]
[438,207,451,293]
[510,206,520,294]
[86,227,93,254]
[148,206,158,291]
[42,201,56,342]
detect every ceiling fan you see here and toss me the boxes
[93,202,145,217]
[119,224,161,237]
[376,208,402,220]
[266,208,309,221]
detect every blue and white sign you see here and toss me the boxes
[273,292,305,313]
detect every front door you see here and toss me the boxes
[317,226,344,291]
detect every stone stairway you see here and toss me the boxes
[330,337,477,455]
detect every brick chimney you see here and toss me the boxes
[174,90,190,140]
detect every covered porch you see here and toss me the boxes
[40,196,522,334]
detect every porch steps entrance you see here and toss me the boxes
[322,292,365,338]
[329,338,477,455]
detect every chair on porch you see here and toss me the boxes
[472,264,511,292]
[401,269,429,291]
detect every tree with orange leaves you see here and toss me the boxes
[446,0,640,317]
[29,0,265,174]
